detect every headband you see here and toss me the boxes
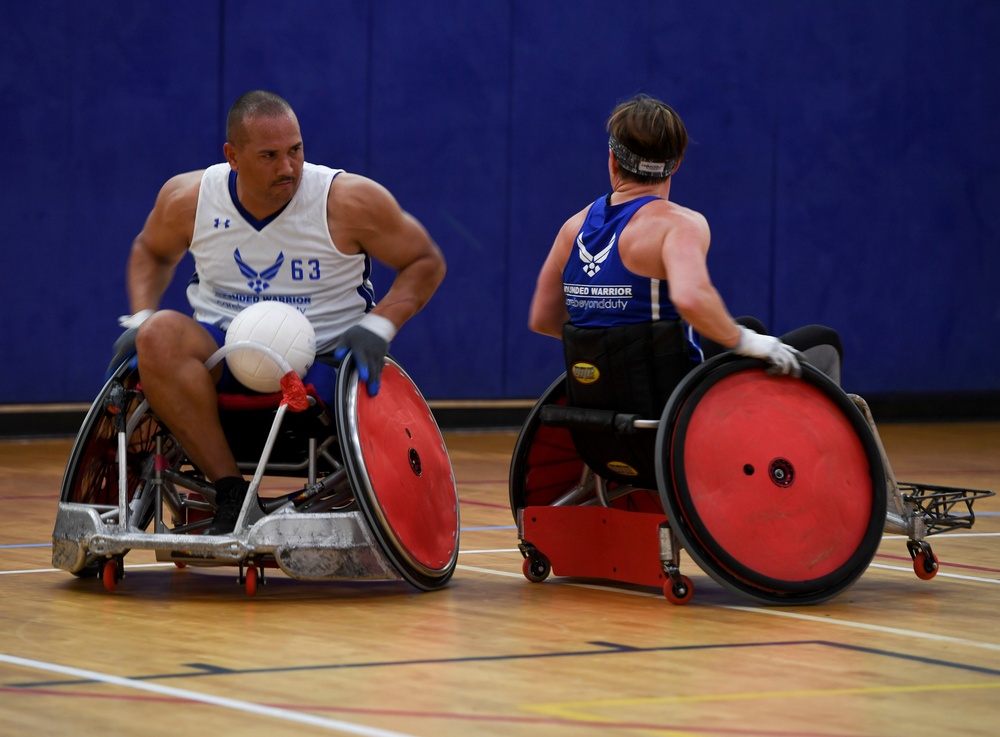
[608,135,676,178]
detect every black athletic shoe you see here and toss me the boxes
[205,477,249,535]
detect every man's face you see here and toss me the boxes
[225,112,305,215]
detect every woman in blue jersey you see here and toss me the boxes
[116,90,446,533]
[529,93,840,381]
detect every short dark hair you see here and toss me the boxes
[226,90,295,145]
[606,94,688,183]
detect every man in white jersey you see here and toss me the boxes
[119,90,446,533]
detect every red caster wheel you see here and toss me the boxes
[522,554,550,583]
[102,558,122,592]
[664,575,694,605]
[913,551,939,580]
[244,565,259,596]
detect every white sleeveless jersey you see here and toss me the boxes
[187,162,374,353]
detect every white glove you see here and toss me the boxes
[732,326,802,377]
[118,309,154,329]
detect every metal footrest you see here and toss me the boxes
[54,502,402,582]
[898,482,995,535]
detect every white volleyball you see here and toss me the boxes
[224,302,316,393]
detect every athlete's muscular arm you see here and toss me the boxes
[125,171,202,313]
[661,213,742,349]
[328,174,445,330]
[529,211,585,338]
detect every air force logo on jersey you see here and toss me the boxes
[234,248,284,294]
[578,233,614,277]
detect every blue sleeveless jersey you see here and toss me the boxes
[563,194,702,360]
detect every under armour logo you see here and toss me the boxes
[214,218,231,229]
[578,233,614,277]
[234,249,284,294]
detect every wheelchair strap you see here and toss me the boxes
[539,404,642,434]
[562,320,692,419]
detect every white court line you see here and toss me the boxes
[0,563,176,576]
[463,559,1000,588]
[868,562,1000,584]
[715,605,1000,653]
[459,556,1000,654]
[0,653,417,737]
[461,550,1000,585]
[882,532,1000,539]
[456,564,525,578]
[3,555,522,575]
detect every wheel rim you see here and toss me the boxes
[337,356,460,590]
[657,356,886,604]
[61,364,168,509]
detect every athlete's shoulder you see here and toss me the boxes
[672,203,709,234]
[155,169,205,216]
[641,196,701,218]
[329,171,389,199]
[138,170,206,253]
[641,199,708,233]
[558,202,595,240]
[162,169,206,191]
[328,172,400,222]
[302,161,343,177]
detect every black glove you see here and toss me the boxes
[107,327,139,376]
[106,310,153,378]
[334,325,391,396]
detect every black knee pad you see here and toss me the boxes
[782,324,842,358]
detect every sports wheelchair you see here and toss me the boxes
[510,322,993,605]
[52,340,460,596]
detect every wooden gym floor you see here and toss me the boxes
[1,421,998,736]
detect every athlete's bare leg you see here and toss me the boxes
[135,310,241,482]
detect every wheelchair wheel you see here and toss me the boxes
[508,374,663,519]
[336,355,460,591]
[59,360,177,575]
[656,355,887,605]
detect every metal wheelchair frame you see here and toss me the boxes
[52,341,460,596]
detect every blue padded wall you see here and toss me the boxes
[3,2,218,402]
[365,2,513,395]
[3,1,999,405]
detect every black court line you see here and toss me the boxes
[818,641,1000,676]
[9,639,1000,690]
